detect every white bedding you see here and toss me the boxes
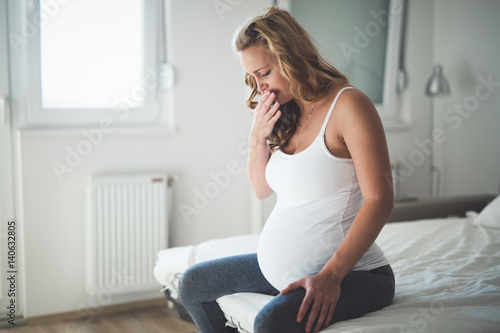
[154,234,259,298]
[154,214,500,332]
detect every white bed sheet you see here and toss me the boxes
[154,215,500,332]
[321,215,500,333]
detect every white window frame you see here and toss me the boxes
[277,0,405,125]
[13,0,173,129]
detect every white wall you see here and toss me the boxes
[11,0,500,320]
[433,0,500,196]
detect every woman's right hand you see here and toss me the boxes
[249,91,281,145]
[247,91,281,199]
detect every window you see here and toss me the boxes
[20,0,171,128]
[40,0,144,109]
[276,0,405,123]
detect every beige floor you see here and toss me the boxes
[0,304,198,333]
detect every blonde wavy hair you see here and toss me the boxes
[234,6,349,151]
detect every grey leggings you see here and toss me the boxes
[178,253,394,333]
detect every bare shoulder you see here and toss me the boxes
[333,87,383,135]
[323,86,386,159]
[337,87,378,117]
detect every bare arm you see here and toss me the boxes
[248,139,274,199]
[321,88,394,284]
[247,91,281,199]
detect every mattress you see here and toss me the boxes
[154,214,500,332]
[154,234,259,298]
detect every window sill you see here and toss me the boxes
[18,125,178,139]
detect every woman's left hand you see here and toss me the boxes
[281,272,341,333]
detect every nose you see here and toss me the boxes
[256,79,268,94]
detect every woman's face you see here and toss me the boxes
[239,45,293,104]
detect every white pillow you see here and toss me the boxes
[474,194,500,228]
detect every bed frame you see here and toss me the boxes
[388,193,496,222]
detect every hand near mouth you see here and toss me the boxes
[250,91,281,145]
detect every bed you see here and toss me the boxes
[154,194,500,332]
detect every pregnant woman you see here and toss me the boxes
[179,7,395,333]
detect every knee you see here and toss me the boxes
[254,290,306,333]
[177,265,203,306]
[254,307,279,333]
[254,303,302,333]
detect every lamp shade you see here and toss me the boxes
[425,64,450,96]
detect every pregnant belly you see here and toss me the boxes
[257,202,346,290]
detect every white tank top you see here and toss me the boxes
[258,86,389,290]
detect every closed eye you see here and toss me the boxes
[261,70,271,78]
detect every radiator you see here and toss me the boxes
[86,173,171,296]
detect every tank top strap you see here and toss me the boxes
[319,86,355,136]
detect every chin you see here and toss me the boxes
[279,97,294,105]
[273,93,292,105]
